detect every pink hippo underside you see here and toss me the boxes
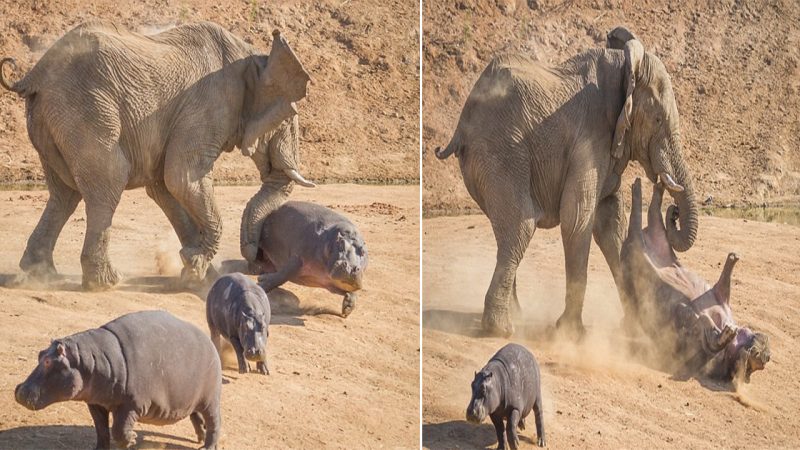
[620,179,770,383]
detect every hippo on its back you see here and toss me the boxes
[254,201,368,317]
[621,179,770,382]
[14,310,221,449]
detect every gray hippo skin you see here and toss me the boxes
[254,201,367,318]
[621,178,770,381]
[207,273,271,375]
[14,310,222,449]
[467,343,545,449]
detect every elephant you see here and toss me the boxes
[0,21,314,290]
[435,27,698,337]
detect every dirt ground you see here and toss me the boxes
[0,184,420,449]
[0,0,419,185]
[422,0,800,214]
[422,211,800,449]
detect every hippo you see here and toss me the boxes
[207,273,271,375]
[620,178,770,381]
[14,310,221,449]
[252,201,368,318]
[466,343,545,449]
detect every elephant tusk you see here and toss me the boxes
[284,168,316,188]
[659,172,684,193]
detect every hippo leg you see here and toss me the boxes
[88,404,111,450]
[190,412,206,444]
[533,396,546,447]
[342,292,357,318]
[258,256,302,292]
[506,409,521,450]
[111,407,138,448]
[200,405,221,450]
[256,358,270,375]
[490,413,506,450]
[230,336,250,374]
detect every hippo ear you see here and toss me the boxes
[55,342,65,358]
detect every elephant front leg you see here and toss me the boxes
[20,164,81,280]
[145,181,200,249]
[556,192,596,338]
[593,193,635,334]
[165,152,222,285]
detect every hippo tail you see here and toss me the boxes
[713,253,739,304]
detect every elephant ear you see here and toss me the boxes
[241,30,311,156]
[610,38,644,159]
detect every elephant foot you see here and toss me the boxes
[342,292,357,318]
[19,252,58,281]
[482,306,514,337]
[555,312,586,340]
[82,262,122,291]
[179,247,213,285]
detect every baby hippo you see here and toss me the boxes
[254,201,368,317]
[14,311,221,450]
[467,343,545,449]
[207,273,271,375]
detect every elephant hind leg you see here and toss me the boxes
[72,144,129,291]
[20,162,81,279]
[484,199,536,337]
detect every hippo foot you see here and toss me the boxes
[342,293,357,318]
[481,306,514,337]
[537,436,546,447]
[555,313,586,340]
[82,262,122,291]
[238,362,250,375]
[257,361,270,375]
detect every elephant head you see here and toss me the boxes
[239,30,314,264]
[608,27,698,252]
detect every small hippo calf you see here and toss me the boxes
[254,201,368,317]
[467,343,545,449]
[14,310,221,450]
[207,273,271,375]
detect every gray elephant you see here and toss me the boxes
[435,27,698,336]
[0,21,314,290]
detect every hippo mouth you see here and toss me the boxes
[466,403,487,424]
[330,265,363,292]
[245,347,266,362]
[15,385,44,411]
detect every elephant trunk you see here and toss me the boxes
[652,135,698,252]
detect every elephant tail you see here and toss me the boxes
[0,58,22,93]
[434,135,463,160]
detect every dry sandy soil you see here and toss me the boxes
[423,0,800,214]
[0,0,419,185]
[422,210,800,448]
[0,184,419,449]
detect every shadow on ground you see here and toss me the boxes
[0,425,197,450]
[422,421,500,450]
